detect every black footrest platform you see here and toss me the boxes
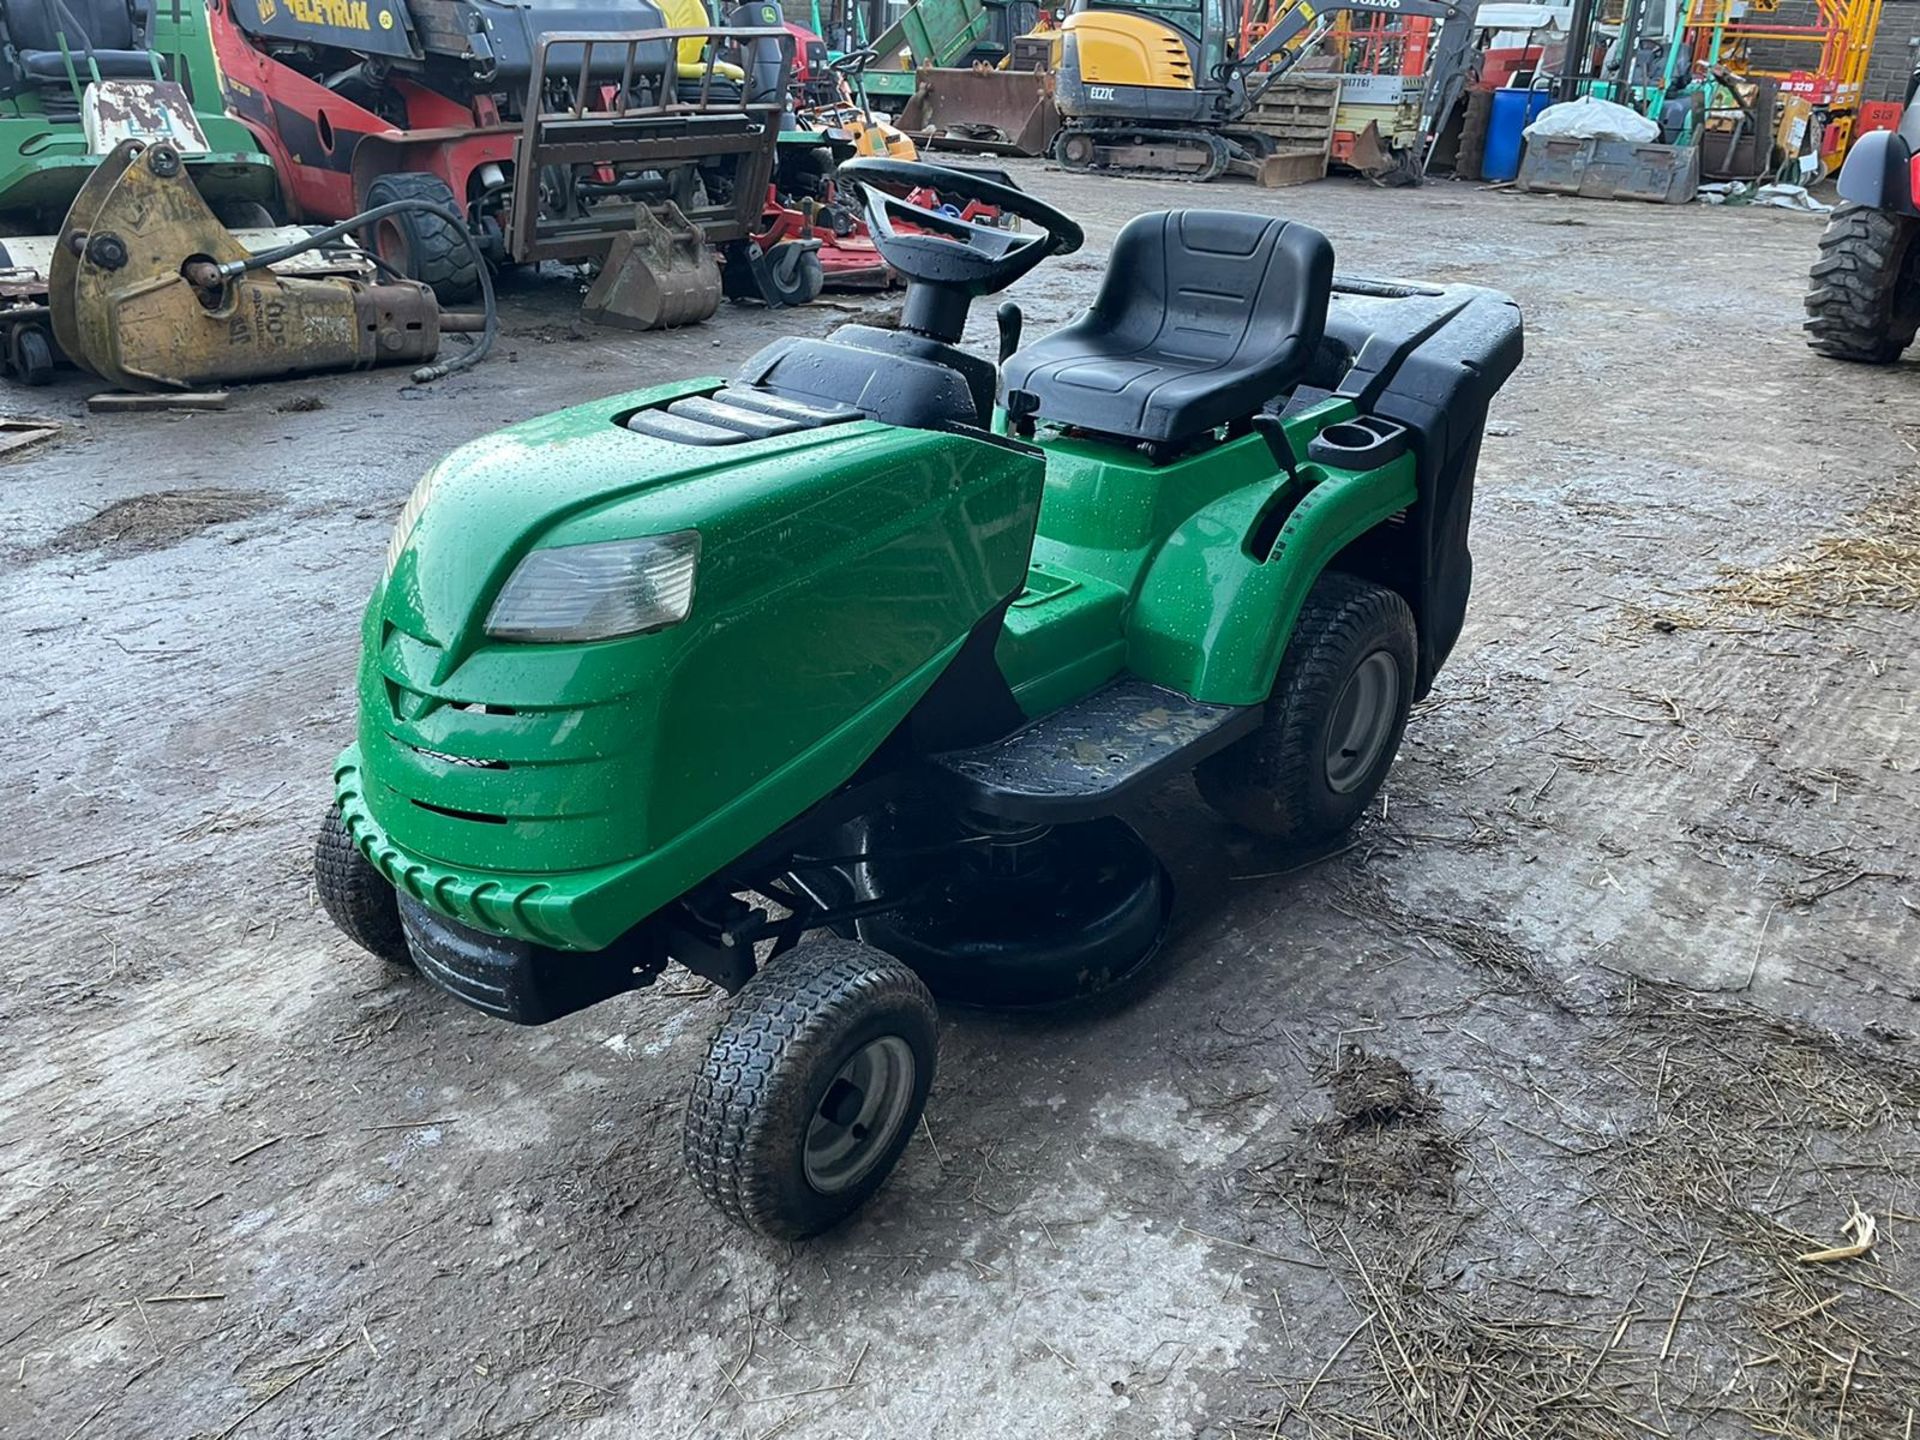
[930,680,1260,822]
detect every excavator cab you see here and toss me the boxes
[1052,0,1479,183]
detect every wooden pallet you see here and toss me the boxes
[1239,75,1341,186]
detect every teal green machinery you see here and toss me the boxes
[315,158,1522,1240]
[0,0,279,380]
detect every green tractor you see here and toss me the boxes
[0,0,279,381]
[315,159,1522,1240]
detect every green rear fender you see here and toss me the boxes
[1129,455,1419,707]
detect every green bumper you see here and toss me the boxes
[334,746,629,951]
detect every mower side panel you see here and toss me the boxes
[343,383,1042,949]
[1127,454,1418,705]
[1004,399,1406,712]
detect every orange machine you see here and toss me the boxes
[1680,0,1884,162]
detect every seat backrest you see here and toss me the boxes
[7,0,141,53]
[1094,208,1330,384]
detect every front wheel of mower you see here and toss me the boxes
[361,172,481,306]
[685,939,936,1241]
[1195,571,1416,847]
[1805,201,1920,363]
[314,808,414,969]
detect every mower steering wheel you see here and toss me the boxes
[829,47,877,74]
[838,157,1082,298]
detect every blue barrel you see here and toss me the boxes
[1484,87,1553,183]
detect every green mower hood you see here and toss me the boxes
[340,380,1042,949]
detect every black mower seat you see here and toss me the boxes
[1001,210,1334,446]
[6,0,156,81]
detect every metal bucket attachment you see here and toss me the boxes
[898,66,1061,158]
[582,204,722,331]
[1517,137,1700,205]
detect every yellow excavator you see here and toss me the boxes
[1052,0,1481,181]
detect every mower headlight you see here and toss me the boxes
[385,465,441,581]
[484,531,700,643]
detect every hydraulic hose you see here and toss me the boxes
[202,199,497,384]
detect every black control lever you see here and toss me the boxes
[1251,412,1301,483]
[996,301,1024,364]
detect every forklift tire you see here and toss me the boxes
[685,938,936,1241]
[1805,201,1920,363]
[11,326,53,386]
[361,172,481,306]
[314,807,414,969]
[1195,571,1415,846]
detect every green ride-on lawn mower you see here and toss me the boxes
[315,158,1522,1240]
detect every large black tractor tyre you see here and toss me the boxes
[685,939,937,1241]
[1196,571,1417,847]
[360,172,480,306]
[314,807,414,969]
[1805,201,1920,363]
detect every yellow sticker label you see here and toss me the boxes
[257,0,276,21]
[378,8,392,25]
[284,0,372,30]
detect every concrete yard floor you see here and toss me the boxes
[3,166,1918,1440]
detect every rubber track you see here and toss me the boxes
[314,807,412,966]
[1054,125,1232,183]
[684,942,935,1239]
[1805,200,1920,364]
[1195,571,1414,842]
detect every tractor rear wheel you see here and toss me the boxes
[1805,201,1920,363]
[314,807,414,969]
[361,172,481,306]
[685,938,936,1240]
[1195,571,1416,846]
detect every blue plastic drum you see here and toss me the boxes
[1485,86,1554,183]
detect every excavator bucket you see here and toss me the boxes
[582,204,723,331]
[49,139,441,391]
[898,66,1061,158]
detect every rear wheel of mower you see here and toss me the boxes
[1805,201,1920,363]
[361,172,480,306]
[314,807,414,969]
[1195,571,1416,846]
[685,939,936,1240]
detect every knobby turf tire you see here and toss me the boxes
[314,807,413,968]
[685,939,936,1241]
[1195,571,1416,846]
[1805,201,1920,363]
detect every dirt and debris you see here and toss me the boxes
[1249,1050,1461,1220]
[34,486,279,557]
[3,166,1918,1440]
